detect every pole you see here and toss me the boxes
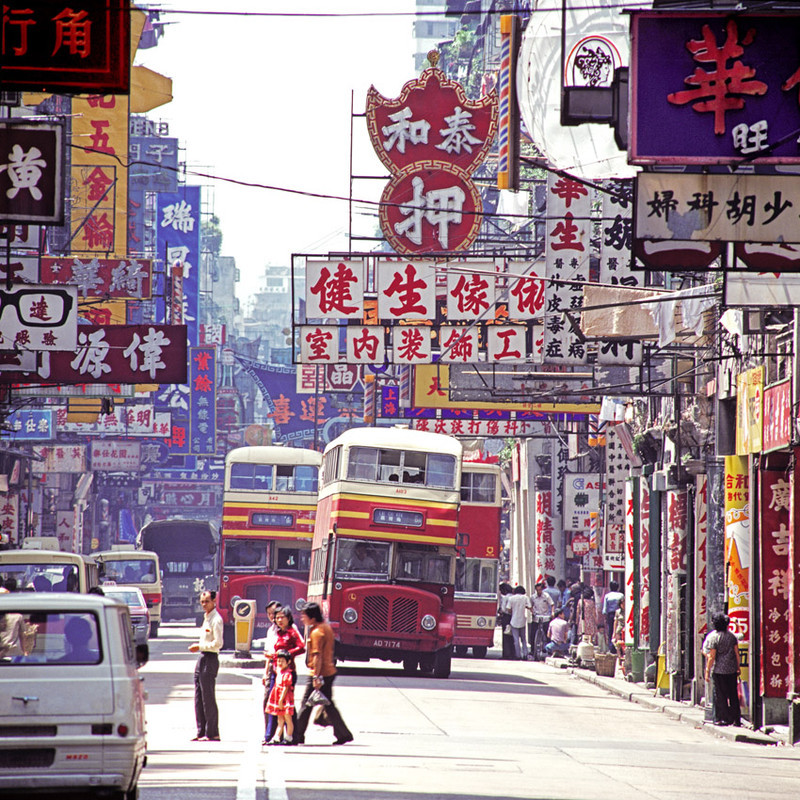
[313,365,320,450]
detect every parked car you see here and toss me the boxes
[0,592,148,799]
[102,585,151,646]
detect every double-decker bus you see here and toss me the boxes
[453,461,502,658]
[308,427,462,678]
[219,445,321,647]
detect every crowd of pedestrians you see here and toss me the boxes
[498,577,624,662]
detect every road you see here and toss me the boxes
[139,623,800,800]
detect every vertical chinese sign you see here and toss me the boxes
[725,455,750,698]
[694,474,709,684]
[624,478,636,648]
[190,347,216,456]
[544,174,589,365]
[665,489,687,672]
[759,471,790,699]
[533,488,553,584]
[638,477,651,650]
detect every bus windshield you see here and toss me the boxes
[396,543,452,583]
[460,471,497,503]
[335,540,390,580]
[346,447,457,489]
[223,540,270,569]
[229,462,319,493]
[0,563,80,593]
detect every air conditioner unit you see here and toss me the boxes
[652,464,678,492]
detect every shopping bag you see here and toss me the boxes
[304,688,330,709]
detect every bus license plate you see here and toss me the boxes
[372,639,401,649]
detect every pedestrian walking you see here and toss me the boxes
[189,590,223,742]
[704,612,742,727]
[497,582,515,660]
[261,600,281,745]
[293,602,354,746]
[266,650,295,745]
[577,588,598,643]
[507,585,531,660]
[602,581,624,653]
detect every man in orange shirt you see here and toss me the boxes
[292,602,353,746]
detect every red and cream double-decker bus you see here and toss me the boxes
[453,461,502,658]
[218,446,321,647]
[308,427,462,678]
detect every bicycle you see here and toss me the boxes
[531,614,551,661]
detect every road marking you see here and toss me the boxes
[236,677,263,800]
[266,749,289,800]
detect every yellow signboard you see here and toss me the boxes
[735,366,763,455]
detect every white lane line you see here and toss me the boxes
[236,676,264,800]
[266,749,289,800]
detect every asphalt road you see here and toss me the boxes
[138,623,800,800]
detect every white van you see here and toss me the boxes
[94,550,162,638]
[0,593,148,799]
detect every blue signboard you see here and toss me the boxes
[631,13,800,164]
[190,347,216,456]
[3,409,55,441]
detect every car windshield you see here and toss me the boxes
[0,611,101,666]
[0,564,80,593]
[98,559,157,584]
[105,590,143,607]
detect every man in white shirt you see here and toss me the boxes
[529,581,555,660]
[545,607,570,656]
[507,586,532,660]
[189,590,224,741]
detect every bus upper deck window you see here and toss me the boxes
[426,454,456,489]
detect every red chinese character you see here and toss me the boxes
[81,212,114,250]
[383,263,428,316]
[88,120,114,155]
[449,274,490,315]
[83,167,113,202]
[304,327,333,361]
[13,330,30,347]
[193,374,212,392]
[171,426,187,448]
[550,177,588,207]
[441,328,473,362]
[300,397,327,423]
[396,327,427,361]
[27,296,52,321]
[310,263,359,315]
[492,329,521,361]
[352,327,380,361]
[549,213,584,252]
[268,395,295,425]
[2,7,34,56]
[52,8,92,58]
[509,275,545,315]
[667,20,767,135]
[426,376,446,397]
[194,351,212,371]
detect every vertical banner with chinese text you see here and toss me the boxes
[638,477,651,649]
[190,347,216,456]
[624,477,636,647]
[694,474,709,685]
[534,488,553,584]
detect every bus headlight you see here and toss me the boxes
[476,617,487,628]
[421,614,437,631]
[343,607,358,624]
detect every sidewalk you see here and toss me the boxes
[546,655,786,747]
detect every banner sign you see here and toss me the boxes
[600,179,639,288]
[533,488,554,583]
[0,324,187,384]
[0,284,77,352]
[90,440,141,471]
[736,366,764,456]
[631,13,800,165]
[563,473,601,532]
[32,444,86,473]
[157,187,201,345]
[667,488,689,575]
[3,409,55,441]
[57,405,170,437]
[41,256,152,299]
[624,479,636,647]
[0,122,64,222]
[763,380,791,453]
[636,174,800,243]
[759,471,790,697]
[366,65,497,254]
[190,346,216,456]
[639,477,651,649]
[0,0,131,93]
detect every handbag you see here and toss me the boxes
[313,706,332,727]
[304,687,330,709]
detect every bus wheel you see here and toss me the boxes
[418,654,434,674]
[222,624,234,651]
[472,646,488,659]
[149,622,159,639]
[454,645,468,657]
[402,656,418,675]
[432,646,452,679]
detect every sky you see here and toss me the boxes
[138,1,419,309]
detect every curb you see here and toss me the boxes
[566,664,782,747]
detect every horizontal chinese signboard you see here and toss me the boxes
[57,405,171,437]
[0,122,64,223]
[32,444,86,474]
[41,257,152,299]
[631,13,800,164]
[0,324,187,385]
[90,440,141,471]
[635,173,800,242]
[3,409,55,441]
[0,0,131,94]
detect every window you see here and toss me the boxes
[223,540,269,569]
[276,547,311,573]
[1,564,80,593]
[461,471,496,503]
[295,465,319,493]
[0,611,102,666]
[322,446,341,487]
[395,544,453,583]
[455,558,498,595]
[98,559,156,585]
[346,447,457,489]
[230,462,273,491]
[335,540,391,580]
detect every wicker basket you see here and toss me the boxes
[594,652,617,677]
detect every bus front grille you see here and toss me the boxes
[361,595,419,634]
